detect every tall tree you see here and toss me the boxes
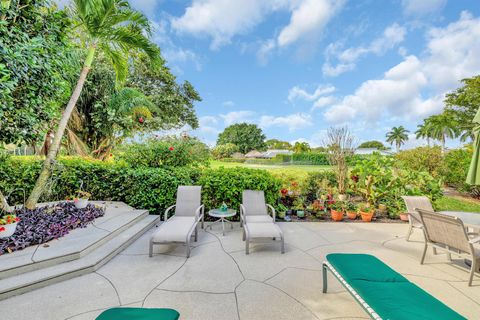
[292,141,311,153]
[422,113,458,153]
[25,0,159,208]
[217,123,266,153]
[444,75,480,142]
[358,140,387,150]
[0,0,73,211]
[386,126,409,152]
[415,123,431,146]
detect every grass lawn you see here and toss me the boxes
[209,160,332,182]
[434,196,480,213]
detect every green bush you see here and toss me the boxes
[211,143,239,159]
[218,158,246,163]
[302,171,337,203]
[0,156,198,214]
[272,154,292,163]
[116,137,210,168]
[198,167,281,216]
[441,148,472,191]
[292,152,329,165]
[395,146,443,176]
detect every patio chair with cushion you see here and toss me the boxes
[323,253,466,319]
[149,186,204,258]
[401,196,434,241]
[96,307,180,320]
[240,190,284,254]
[417,209,480,286]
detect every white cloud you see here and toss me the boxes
[402,0,446,16]
[324,12,480,125]
[288,85,335,102]
[220,111,256,126]
[171,0,275,49]
[323,23,407,77]
[256,39,276,65]
[277,0,345,47]
[312,96,337,110]
[259,113,312,132]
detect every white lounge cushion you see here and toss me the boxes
[246,222,282,238]
[152,216,196,243]
[244,215,273,223]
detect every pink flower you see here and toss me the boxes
[138,117,144,123]
[169,147,174,151]
[0,227,5,232]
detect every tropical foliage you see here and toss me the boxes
[358,140,387,150]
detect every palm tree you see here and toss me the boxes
[415,122,431,146]
[25,0,159,208]
[423,114,458,153]
[386,126,409,152]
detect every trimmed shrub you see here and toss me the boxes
[198,167,281,215]
[292,152,329,165]
[0,156,198,214]
[441,148,472,191]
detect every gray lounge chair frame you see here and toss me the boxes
[149,186,204,258]
[402,196,433,241]
[240,190,284,254]
[417,209,480,286]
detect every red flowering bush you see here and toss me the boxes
[0,214,20,226]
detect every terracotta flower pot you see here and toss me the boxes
[399,213,409,222]
[331,210,344,221]
[346,211,357,220]
[360,211,374,222]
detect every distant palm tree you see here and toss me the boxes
[26,0,159,208]
[415,122,431,146]
[386,126,410,152]
[423,114,458,153]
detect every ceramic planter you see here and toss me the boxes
[74,198,89,209]
[399,213,409,222]
[346,211,357,220]
[278,211,286,219]
[338,194,347,201]
[378,204,387,211]
[0,222,18,238]
[360,211,374,222]
[331,210,344,221]
[296,210,305,218]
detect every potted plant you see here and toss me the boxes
[277,204,287,219]
[293,197,305,218]
[0,213,20,238]
[330,201,344,221]
[70,190,91,209]
[358,203,374,222]
[345,202,358,220]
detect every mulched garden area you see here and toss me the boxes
[0,202,105,255]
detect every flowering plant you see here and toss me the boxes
[66,190,91,201]
[0,214,20,230]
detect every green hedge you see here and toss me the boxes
[0,157,280,217]
[292,152,329,165]
[198,167,281,215]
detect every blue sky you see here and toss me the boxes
[67,0,480,148]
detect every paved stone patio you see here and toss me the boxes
[2,221,479,320]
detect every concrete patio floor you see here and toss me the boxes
[2,221,480,320]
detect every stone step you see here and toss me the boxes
[0,203,149,280]
[0,214,157,301]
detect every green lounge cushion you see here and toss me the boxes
[326,253,466,320]
[96,307,180,320]
[327,253,408,283]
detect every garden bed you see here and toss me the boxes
[277,213,407,223]
[0,202,105,255]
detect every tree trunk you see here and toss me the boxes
[441,135,446,154]
[25,46,96,209]
[0,189,13,213]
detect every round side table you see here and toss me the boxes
[207,209,236,236]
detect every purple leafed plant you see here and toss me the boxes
[0,202,105,255]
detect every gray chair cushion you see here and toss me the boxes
[245,215,273,223]
[152,216,196,243]
[242,190,268,216]
[175,186,201,217]
[246,222,282,238]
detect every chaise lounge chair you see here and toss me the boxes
[417,209,480,286]
[401,196,433,241]
[149,186,204,258]
[240,190,284,254]
[323,253,466,319]
[96,307,179,320]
